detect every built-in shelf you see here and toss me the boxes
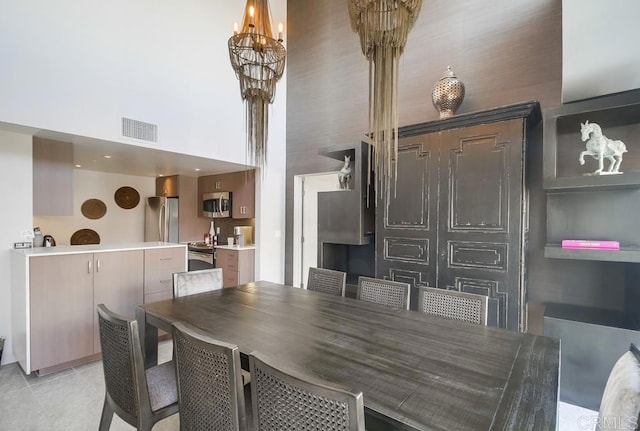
[544,173,640,191]
[544,245,640,263]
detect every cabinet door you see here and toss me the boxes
[29,254,94,371]
[93,250,144,353]
[232,170,255,219]
[156,175,178,197]
[376,132,440,309]
[237,249,256,285]
[144,247,186,301]
[437,119,525,330]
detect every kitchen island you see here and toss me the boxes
[10,242,186,375]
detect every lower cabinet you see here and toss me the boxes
[143,247,187,302]
[216,248,255,288]
[29,250,144,372]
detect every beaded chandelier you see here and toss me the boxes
[348,0,422,188]
[228,0,286,169]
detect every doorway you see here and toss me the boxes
[293,172,338,288]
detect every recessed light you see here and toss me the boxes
[74,164,82,168]
[103,155,112,159]
[158,174,164,177]
[194,168,201,171]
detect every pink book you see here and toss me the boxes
[561,240,620,250]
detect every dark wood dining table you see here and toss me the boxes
[136,281,559,431]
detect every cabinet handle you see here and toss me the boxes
[88,260,92,273]
[96,259,101,272]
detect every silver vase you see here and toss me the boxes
[432,66,465,119]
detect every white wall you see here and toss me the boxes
[0,0,287,164]
[563,0,640,102]
[0,130,33,365]
[34,171,155,246]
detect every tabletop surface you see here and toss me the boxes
[138,281,559,430]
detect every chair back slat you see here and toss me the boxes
[307,267,346,296]
[173,322,246,431]
[173,268,223,298]
[97,306,140,419]
[357,277,410,310]
[418,287,488,325]
[250,352,365,431]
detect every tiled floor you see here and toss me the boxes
[0,341,178,431]
[0,339,594,430]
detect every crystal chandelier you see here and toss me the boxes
[228,0,286,169]
[348,0,422,188]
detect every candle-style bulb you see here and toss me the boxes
[278,22,283,41]
[233,22,238,35]
[249,6,255,27]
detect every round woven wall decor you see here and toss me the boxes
[81,198,107,220]
[114,186,140,209]
[70,229,100,245]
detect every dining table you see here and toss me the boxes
[136,281,559,430]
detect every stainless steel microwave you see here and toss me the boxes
[203,192,231,218]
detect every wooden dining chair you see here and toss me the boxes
[173,268,223,298]
[357,276,410,310]
[172,322,248,431]
[417,286,488,325]
[96,304,178,431]
[306,267,346,296]
[595,343,640,431]
[249,351,365,431]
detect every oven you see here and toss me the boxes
[188,249,215,271]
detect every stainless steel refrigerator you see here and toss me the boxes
[145,197,179,242]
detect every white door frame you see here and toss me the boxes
[293,172,338,288]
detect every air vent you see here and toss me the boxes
[122,117,158,143]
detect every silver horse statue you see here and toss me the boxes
[338,155,352,189]
[578,120,627,175]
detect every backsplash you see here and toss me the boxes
[207,217,255,245]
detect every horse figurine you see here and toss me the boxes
[578,120,627,175]
[338,155,352,189]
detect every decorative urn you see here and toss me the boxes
[432,66,465,118]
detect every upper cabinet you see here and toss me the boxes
[198,170,255,219]
[156,175,179,197]
[33,138,73,216]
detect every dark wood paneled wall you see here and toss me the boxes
[285,0,626,310]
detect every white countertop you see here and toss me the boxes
[12,242,186,257]
[214,244,256,251]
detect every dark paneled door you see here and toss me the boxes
[377,119,527,331]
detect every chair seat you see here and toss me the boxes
[146,361,178,412]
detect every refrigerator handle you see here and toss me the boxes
[159,204,166,242]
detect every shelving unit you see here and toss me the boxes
[543,89,640,263]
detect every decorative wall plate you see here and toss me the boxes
[70,229,101,245]
[81,198,107,219]
[114,186,140,209]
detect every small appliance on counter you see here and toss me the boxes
[233,226,253,247]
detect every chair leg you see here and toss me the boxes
[98,398,114,431]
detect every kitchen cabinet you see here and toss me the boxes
[216,247,255,288]
[376,101,540,332]
[198,170,255,219]
[32,137,73,216]
[156,175,206,241]
[144,246,186,303]
[29,250,143,372]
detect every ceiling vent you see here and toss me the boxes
[122,117,158,143]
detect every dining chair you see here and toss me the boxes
[96,304,178,431]
[417,286,488,325]
[172,321,248,431]
[306,267,346,297]
[249,351,365,431]
[173,268,223,298]
[595,343,640,431]
[356,276,410,310]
